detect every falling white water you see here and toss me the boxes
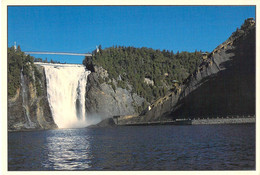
[38,63,90,128]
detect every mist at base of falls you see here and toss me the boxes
[38,63,92,129]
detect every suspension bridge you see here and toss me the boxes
[24,51,92,57]
[13,42,95,57]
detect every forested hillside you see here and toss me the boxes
[8,46,42,98]
[83,46,204,102]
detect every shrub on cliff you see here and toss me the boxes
[8,46,43,97]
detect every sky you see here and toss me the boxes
[8,6,255,64]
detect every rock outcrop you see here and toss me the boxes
[171,18,255,118]
[8,64,57,131]
[88,118,116,128]
[85,66,146,120]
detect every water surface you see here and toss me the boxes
[8,124,255,170]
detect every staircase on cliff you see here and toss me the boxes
[138,18,256,122]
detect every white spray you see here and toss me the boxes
[39,63,90,128]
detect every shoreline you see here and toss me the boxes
[117,116,255,126]
[8,116,256,131]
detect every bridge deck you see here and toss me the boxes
[24,51,92,57]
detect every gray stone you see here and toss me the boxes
[85,69,146,120]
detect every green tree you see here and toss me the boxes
[83,45,203,103]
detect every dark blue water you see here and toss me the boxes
[8,124,255,170]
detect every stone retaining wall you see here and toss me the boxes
[191,117,255,125]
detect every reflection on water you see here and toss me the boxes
[8,124,255,170]
[43,129,92,170]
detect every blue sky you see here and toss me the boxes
[8,6,255,64]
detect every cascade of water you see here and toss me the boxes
[76,72,88,121]
[20,69,35,128]
[40,63,90,128]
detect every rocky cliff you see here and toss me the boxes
[170,18,255,118]
[85,66,146,120]
[8,64,57,131]
[118,18,255,124]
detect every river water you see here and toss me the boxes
[8,124,255,170]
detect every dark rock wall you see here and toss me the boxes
[170,27,255,118]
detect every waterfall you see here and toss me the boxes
[39,63,90,128]
[20,69,35,128]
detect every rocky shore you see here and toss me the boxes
[90,115,255,127]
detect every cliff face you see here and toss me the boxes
[171,20,255,118]
[85,66,146,120]
[133,18,255,122]
[8,65,57,131]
